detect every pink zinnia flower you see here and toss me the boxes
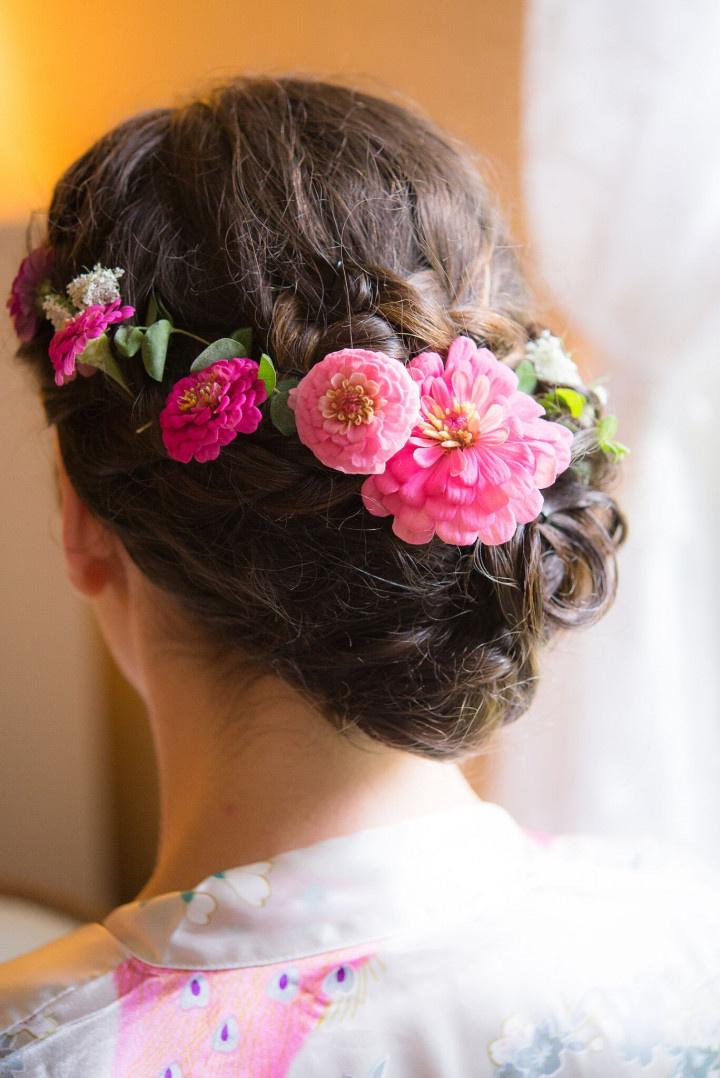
[287,348,420,474]
[48,298,135,386]
[159,357,267,464]
[6,247,54,341]
[360,336,574,546]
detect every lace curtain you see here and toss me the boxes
[487,0,720,862]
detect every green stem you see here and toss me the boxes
[171,327,211,345]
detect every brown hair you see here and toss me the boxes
[16,76,625,760]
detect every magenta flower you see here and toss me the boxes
[360,336,574,546]
[6,247,54,341]
[286,348,420,474]
[159,358,268,464]
[48,299,135,386]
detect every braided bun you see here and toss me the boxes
[14,76,625,759]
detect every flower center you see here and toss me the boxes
[420,401,478,449]
[321,378,375,426]
[178,374,224,413]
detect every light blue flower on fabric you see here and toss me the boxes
[489,1018,593,1077]
[667,1045,720,1078]
[495,1022,564,1077]
[618,1040,657,1067]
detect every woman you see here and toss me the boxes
[1,76,718,1077]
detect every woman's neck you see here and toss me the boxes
[134,642,481,902]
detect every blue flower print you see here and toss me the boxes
[618,1040,657,1067]
[489,1017,594,1077]
[667,1045,720,1078]
[494,1023,565,1077]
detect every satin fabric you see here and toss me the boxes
[0,800,718,1076]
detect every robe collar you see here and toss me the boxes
[103,799,530,970]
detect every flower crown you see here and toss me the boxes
[7,251,628,547]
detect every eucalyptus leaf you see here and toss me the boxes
[270,377,300,436]
[77,333,131,393]
[231,326,253,355]
[141,319,172,382]
[515,359,538,395]
[555,387,586,419]
[189,337,247,372]
[114,326,145,358]
[257,353,277,397]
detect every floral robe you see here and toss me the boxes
[1,800,718,1076]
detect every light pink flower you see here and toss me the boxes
[6,247,54,341]
[287,348,420,474]
[360,336,574,546]
[48,299,135,386]
[159,358,267,464]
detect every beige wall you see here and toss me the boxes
[1,1,524,908]
[0,227,115,916]
[1,1,524,221]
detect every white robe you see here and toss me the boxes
[1,800,718,1076]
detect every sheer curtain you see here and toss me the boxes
[486,0,720,862]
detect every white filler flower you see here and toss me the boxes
[525,330,583,386]
[41,292,74,331]
[66,264,125,309]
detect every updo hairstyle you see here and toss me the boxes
[15,77,626,759]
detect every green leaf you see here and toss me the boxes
[540,388,588,419]
[515,359,538,395]
[155,293,174,323]
[257,352,276,397]
[114,326,145,358]
[596,414,618,442]
[270,376,300,436]
[602,439,631,460]
[596,414,630,459]
[538,391,562,415]
[230,326,253,355]
[190,337,247,372]
[77,333,130,393]
[555,387,586,419]
[144,293,159,326]
[141,319,172,382]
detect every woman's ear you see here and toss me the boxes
[54,441,118,598]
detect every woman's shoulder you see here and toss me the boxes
[471,826,720,986]
[0,922,125,1042]
[516,827,720,944]
[387,827,720,1075]
[280,828,720,1077]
